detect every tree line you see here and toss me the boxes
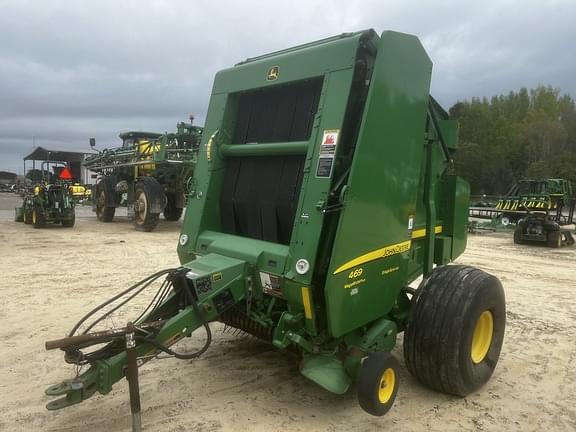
[450,85,576,195]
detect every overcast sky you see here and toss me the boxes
[1,0,575,174]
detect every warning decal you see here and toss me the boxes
[316,129,339,178]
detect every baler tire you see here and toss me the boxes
[357,352,399,416]
[96,190,115,222]
[513,228,524,245]
[32,208,46,228]
[133,183,159,232]
[403,265,505,397]
[547,231,561,248]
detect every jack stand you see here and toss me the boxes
[125,322,142,432]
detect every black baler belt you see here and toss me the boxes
[220,155,304,245]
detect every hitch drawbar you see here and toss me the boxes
[44,256,248,410]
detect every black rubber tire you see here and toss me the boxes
[513,228,524,244]
[24,208,33,224]
[403,265,505,397]
[133,183,159,232]
[163,194,183,221]
[547,231,562,248]
[96,189,115,222]
[32,208,46,229]
[61,212,75,228]
[357,352,400,416]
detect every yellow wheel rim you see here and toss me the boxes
[378,367,395,404]
[471,310,494,363]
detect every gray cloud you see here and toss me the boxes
[1,0,575,173]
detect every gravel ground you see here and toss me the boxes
[0,193,575,432]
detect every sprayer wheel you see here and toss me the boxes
[403,265,505,397]
[357,352,399,416]
[163,194,183,221]
[133,183,159,232]
[96,189,115,222]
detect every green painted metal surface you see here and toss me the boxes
[176,27,468,375]
[301,354,351,394]
[322,32,432,337]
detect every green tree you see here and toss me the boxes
[25,169,53,183]
[450,85,576,194]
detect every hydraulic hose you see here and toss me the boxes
[135,276,213,360]
[68,268,177,337]
[64,267,212,362]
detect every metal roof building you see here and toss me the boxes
[23,146,95,184]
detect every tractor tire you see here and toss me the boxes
[403,265,505,397]
[133,183,160,232]
[14,210,24,222]
[24,208,33,224]
[62,213,75,228]
[357,352,400,416]
[32,208,46,229]
[163,194,183,221]
[513,228,524,244]
[547,231,562,248]
[96,189,115,222]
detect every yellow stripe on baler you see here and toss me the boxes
[332,240,411,274]
[333,225,443,275]
[411,225,443,239]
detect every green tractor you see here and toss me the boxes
[15,165,76,228]
[84,117,202,231]
[45,30,505,421]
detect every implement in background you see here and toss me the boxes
[469,179,575,246]
[83,117,202,231]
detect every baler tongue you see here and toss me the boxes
[44,255,248,410]
[45,377,97,410]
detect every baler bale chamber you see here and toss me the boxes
[45,29,505,417]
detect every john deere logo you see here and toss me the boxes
[267,66,279,81]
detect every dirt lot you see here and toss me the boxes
[0,193,575,432]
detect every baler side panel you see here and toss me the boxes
[450,176,470,259]
[178,93,231,264]
[324,31,433,337]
